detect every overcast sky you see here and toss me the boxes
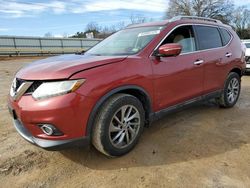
[0,0,249,37]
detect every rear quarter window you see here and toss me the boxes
[219,28,232,46]
[195,25,222,50]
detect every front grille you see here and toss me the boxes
[11,78,33,100]
[15,78,25,92]
[25,81,43,94]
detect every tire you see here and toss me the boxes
[92,94,145,157]
[217,72,241,108]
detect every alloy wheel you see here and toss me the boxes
[227,78,240,104]
[109,105,141,149]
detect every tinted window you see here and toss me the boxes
[220,28,231,45]
[245,43,250,48]
[161,25,196,53]
[195,26,222,50]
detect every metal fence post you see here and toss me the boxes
[13,37,18,56]
[60,39,64,54]
[39,38,42,56]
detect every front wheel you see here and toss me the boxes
[217,72,241,108]
[92,94,145,157]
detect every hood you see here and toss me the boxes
[16,54,127,80]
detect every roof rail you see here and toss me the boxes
[170,16,223,24]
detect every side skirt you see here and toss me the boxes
[150,90,222,123]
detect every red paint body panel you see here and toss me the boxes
[8,18,246,147]
[8,92,95,140]
[158,43,182,57]
[150,52,204,110]
[16,55,127,80]
[72,56,156,110]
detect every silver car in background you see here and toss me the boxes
[242,40,250,73]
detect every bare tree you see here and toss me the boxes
[233,6,250,39]
[167,0,191,17]
[115,21,126,30]
[166,0,234,24]
[85,22,101,38]
[98,26,115,38]
[85,22,100,32]
[233,6,250,31]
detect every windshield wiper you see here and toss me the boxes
[86,53,103,56]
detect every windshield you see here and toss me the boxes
[85,26,164,56]
[245,43,250,48]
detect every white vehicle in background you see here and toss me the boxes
[242,40,250,73]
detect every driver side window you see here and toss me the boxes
[162,25,197,54]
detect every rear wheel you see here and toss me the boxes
[217,72,241,108]
[92,94,145,156]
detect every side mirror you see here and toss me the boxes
[157,43,182,57]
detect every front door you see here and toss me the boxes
[151,25,204,111]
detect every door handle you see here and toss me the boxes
[225,52,232,58]
[193,60,204,65]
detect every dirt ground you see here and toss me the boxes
[0,57,250,188]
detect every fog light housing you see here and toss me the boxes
[39,124,63,136]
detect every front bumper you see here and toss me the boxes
[12,118,89,150]
[8,91,96,150]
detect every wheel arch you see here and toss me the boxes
[229,67,243,77]
[86,85,153,138]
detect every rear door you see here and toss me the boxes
[194,25,231,93]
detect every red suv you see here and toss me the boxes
[8,16,246,156]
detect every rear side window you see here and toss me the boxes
[195,26,222,50]
[219,28,232,45]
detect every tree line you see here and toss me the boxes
[70,14,154,39]
[166,0,250,39]
[46,0,250,39]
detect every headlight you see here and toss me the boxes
[32,79,85,100]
